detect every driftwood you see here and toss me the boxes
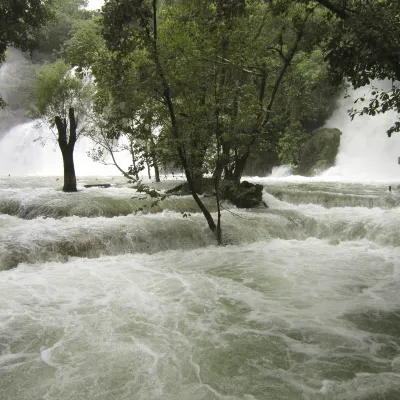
[84,184,111,188]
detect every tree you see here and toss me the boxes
[101,0,222,240]
[97,0,338,240]
[27,60,92,191]
[0,0,53,108]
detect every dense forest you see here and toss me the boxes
[1,0,399,241]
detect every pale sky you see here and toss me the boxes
[86,0,104,10]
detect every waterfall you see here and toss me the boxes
[0,121,132,176]
[0,50,132,177]
[323,81,400,181]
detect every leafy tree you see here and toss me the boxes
[27,59,92,191]
[0,0,53,107]
[65,16,163,183]
[101,0,222,240]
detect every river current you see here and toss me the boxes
[1,175,399,400]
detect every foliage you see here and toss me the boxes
[294,127,342,176]
[27,59,92,136]
[37,0,94,58]
[98,0,335,178]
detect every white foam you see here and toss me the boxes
[1,240,399,399]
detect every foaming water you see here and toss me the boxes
[1,240,399,399]
[1,176,400,399]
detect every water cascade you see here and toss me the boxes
[324,82,400,181]
[0,50,131,177]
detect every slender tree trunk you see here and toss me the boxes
[129,138,139,180]
[154,162,160,182]
[214,136,222,245]
[192,170,204,194]
[55,108,77,192]
[232,154,248,184]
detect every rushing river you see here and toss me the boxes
[1,175,400,400]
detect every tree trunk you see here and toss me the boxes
[129,140,140,181]
[55,108,77,192]
[232,155,247,185]
[192,170,204,194]
[61,147,77,192]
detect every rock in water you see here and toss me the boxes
[221,180,264,208]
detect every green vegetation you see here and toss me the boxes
[36,0,94,58]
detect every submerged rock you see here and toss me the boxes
[295,128,342,176]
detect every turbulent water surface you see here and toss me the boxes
[1,176,400,400]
